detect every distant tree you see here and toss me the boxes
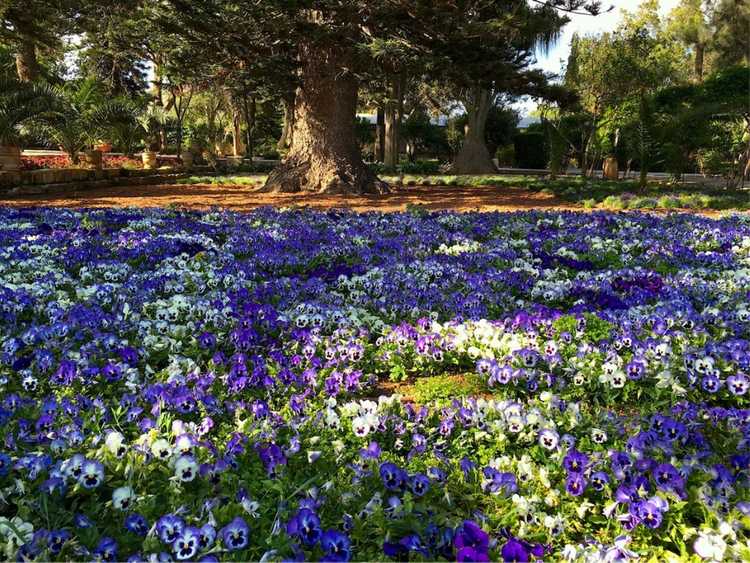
[710,0,750,66]
[0,0,75,81]
[564,1,685,183]
[161,0,604,195]
[666,0,713,81]
[654,65,750,186]
[453,104,519,166]
[75,1,150,96]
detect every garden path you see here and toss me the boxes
[0,182,733,216]
[1,183,577,212]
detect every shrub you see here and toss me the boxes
[657,195,682,208]
[513,131,547,169]
[601,195,628,209]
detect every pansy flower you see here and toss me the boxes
[173,526,202,560]
[379,462,407,491]
[79,460,104,489]
[320,529,351,562]
[221,516,250,551]
[286,508,321,546]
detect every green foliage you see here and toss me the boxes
[0,77,55,145]
[34,78,108,163]
[139,106,171,152]
[513,131,547,169]
[409,374,485,404]
[552,314,613,342]
[710,0,750,67]
[400,111,451,162]
[176,174,265,186]
[653,65,750,183]
[495,144,514,167]
[91,99,146,155]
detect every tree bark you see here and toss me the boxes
[451,87,496,174]
[384,75,402,170]
[384,107,398,169]
[638,93,649,189]
[374,107,385,163]
[694,43,705,83]
[232,110,244,157]
[242,95,255,159]
[277,95,295,151]
[15,38,40,82]
[262,42,387,194]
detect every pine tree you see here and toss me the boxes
[162,0,603,195]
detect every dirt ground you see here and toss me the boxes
[0,182,583,213]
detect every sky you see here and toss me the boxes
[516,0,680,116]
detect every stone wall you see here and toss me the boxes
[0,166,214,197]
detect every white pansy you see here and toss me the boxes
[112,486,135,510]
[105,431,127,457]
[693,531,726,561]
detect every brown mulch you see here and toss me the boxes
[0,182,583,213]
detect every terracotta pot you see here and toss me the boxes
[0,145,21,171]
[142,151,157,169]
[84,149,103,170]
[603,156,619,181]
[180,151,194,170]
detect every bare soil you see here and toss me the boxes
[0,182,582,213]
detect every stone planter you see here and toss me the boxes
[180,151,194,170]
[84,149,103,170]
[142,151,157,169]
[0,145,21,171]
[603,156,619,181]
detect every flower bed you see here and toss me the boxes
[0,207,749,561]
[20,155,72,170]
[20,155,172,171]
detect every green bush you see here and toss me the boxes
[601,195,628,209]
[630,197,657,209]
[657,195,682,209]
[496,144,515,166]
[513,131,547,169]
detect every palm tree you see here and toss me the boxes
[91,100,146,157]
[0,77,54,170]
[36,78,106,164]
[139,105,170,152]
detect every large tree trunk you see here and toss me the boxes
[384,75,402,170]
[638,94,649,189]
[243,95,255,159]
[277,95,295,151]
[15,38,40,82]
[451,87,496,174]
[374,107,385,163]
[694,42,705,82]
[232,110,244,156]
[262,42,387,194]
[384,105,398,169]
